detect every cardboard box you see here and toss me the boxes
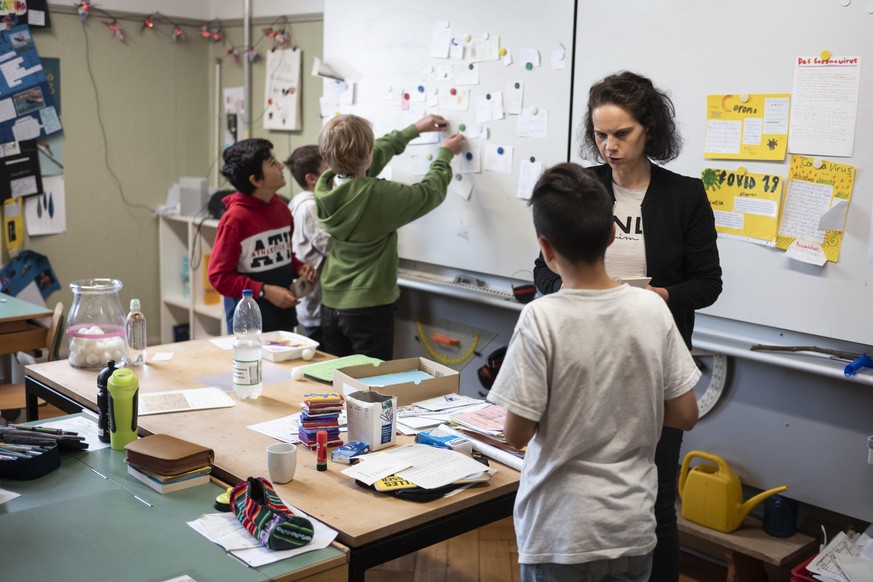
[332,357,459,406]
[346,391,397,451]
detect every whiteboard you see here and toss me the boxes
[573,0,873,346]
[323,0,575,281]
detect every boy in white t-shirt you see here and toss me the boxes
[286,145,331,343]
[487,163,700,582]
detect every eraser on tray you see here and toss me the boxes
[331,440,370,464]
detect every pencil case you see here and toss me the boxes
[0,443,60,480]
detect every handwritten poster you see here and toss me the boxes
[776,155,856,264]
[788,55,861,157]
[263,48,301,131]
[704,94,790,161]
[702,167,783,246]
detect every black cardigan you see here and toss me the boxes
[533,163,723,348]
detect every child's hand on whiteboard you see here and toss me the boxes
[415,114,450,133]
[441,133,465,154]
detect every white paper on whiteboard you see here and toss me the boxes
[484,144,513,173]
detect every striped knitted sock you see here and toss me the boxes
[230,476,314,550]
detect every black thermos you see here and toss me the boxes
[96,360,117,443]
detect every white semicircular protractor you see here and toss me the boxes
[690,348,729,418]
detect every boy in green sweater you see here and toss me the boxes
[315,114,464,359]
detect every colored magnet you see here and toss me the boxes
[403,92,410,100]
[740,94,749,103]
[465,152,473,160]
[450,88,457,96]
[499,48,507,56]
[486,93,491,100]
[497,147,505,155]
[820,50,832,60]
[525,62,533,71]
[459,123,466,131]
[530,106,538,115]
[813,159,823,169]
[529,156,536,163]
[737,166,746,175]
[463,34,471,42]
[417,85,425,93]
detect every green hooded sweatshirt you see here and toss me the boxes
[314,124,454,310]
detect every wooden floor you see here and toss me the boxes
[365,517,727,582]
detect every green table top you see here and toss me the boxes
[0,419,345,582]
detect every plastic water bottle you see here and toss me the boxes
[232,289,263,400]
[125,298,147,366]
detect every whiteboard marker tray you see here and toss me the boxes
[261,331,319,361]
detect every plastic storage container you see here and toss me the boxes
[66,278,126,369]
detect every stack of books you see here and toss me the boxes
[124,434,215,494]
[298,393,344,449]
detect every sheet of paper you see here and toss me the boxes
[430,21,451,58]
[776,155,855,262]
[358,369,432,387]
[504,80,523,115]
[450,172,474,200]
[459,147,480,173]
[807,531,861,580]
[0,488,21,504]
[438,86,470,111]
[189,505,337,568]
[455,62,479,85]
[223,86,245,115]
[449,39,464,60]
[789,55,861,156]
[25,175,65,236]
[483,144,513,173]
[138,387,235,416]
[550,43,566,69]
[704,94,790,160]
[390,443,488,489]
[474,92,504,123]
[702,167,782,245]
[340,452,412,485]
[502,47,513,66]
[517,108,548,138]
[413,393,483,412]
[248,414,300,443]
[467,36,500,62]
[517,158,543,200]
[519,48,540,68]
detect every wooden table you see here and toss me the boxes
[0,292,52,356]
[24,338,520,582]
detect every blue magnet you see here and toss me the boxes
[417,85,424,93]
[845,354,872,377]
[497,147,504,155]
[465,152,473,160]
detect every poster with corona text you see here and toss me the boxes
[776,155,855,265]
[263,48,301,131]
[704,93,790,161]
[702,167,783,246]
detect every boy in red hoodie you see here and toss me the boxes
[208,138,318,332]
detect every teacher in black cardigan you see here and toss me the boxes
[533,71,722,582]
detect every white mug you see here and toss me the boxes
[266,442,297,484]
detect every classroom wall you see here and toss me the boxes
[7,9,323,342]
[17,11,211,337]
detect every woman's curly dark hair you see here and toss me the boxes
[578,71,682,164]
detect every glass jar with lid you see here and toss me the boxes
[67,278,127,369]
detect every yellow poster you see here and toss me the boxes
[702,167,783,246]
[704,93,790,161]
[776,155,856,264]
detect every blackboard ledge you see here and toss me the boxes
[693,314,873,387]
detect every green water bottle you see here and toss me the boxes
[107,367,139,450]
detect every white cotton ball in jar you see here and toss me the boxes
[86,352,101,366]
[301,348,315,361]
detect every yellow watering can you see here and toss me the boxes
[678,450,788,533]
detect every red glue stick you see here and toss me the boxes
[316,430,328,471]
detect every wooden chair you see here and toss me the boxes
[0,301,65,424]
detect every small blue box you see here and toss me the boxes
[330,440,369,464]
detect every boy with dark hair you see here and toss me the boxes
[487,163,700,582]
[314,114,464,359]
[208,138,317,333]
[285,145,331,342]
